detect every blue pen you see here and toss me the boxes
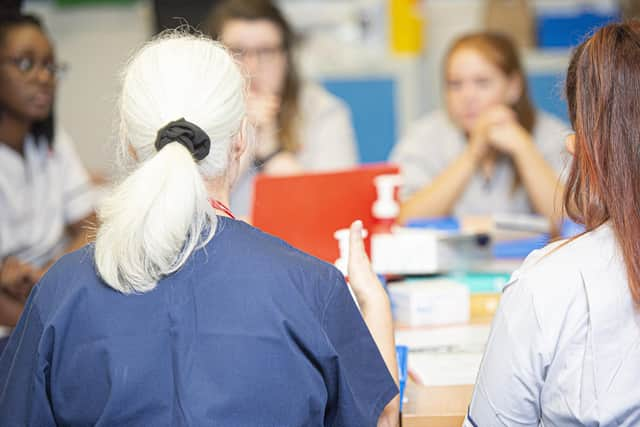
[396,345,408,414]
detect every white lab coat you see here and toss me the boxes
[0,129,94,267]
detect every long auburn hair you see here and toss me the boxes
[206,0,300,153]
[444,32,537,133]
[565,21,640,304]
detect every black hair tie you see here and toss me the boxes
[154,118,211,161]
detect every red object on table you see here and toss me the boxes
[251,163,400,264]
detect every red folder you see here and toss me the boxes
[251,163,400,264]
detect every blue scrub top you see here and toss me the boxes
[0,217,397,426]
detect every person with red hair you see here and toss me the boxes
[465,21,640,426]
[392,32,568,226]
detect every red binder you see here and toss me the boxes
[251,163,400,264]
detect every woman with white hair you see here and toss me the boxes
[0,33,399,427]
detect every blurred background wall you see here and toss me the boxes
[21,0,625,173]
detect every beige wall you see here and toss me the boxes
[24,1,152,175]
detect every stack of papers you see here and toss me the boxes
[395,324,491,386]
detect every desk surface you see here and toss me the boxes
[392,251,520,426]
[402,383,473,427]
[396,314,496,425]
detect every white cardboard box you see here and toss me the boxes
[371,228,490,275]
[388,279,471,326]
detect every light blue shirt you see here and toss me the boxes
[465,223,640,426]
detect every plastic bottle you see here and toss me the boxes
[334,226,368,309]
[333,227,369,276]
[372,174,402,234]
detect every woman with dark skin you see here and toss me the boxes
[0,14,94,329]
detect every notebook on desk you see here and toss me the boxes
[251,163,400,264]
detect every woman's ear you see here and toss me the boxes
[565,133,576,156]
[232,119,249,160]
[506,74,523,105]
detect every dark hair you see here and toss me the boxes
[445,31,536,133]
[0,12,54,144]
[565,21,640,304]
[206,0,300,153]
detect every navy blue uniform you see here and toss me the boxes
[0,217,397,426]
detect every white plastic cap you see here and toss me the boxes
[372,174,402,219]
[333,226,368,275]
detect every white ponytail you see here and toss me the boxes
[95,32,246,293]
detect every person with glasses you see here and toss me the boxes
[206,0,358,218]
[0,32,399,426]
[0,13,94,337]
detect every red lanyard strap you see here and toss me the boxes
[209,199,236,219]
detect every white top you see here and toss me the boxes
[390,110,569,216]
[231,82,358,217]
[0,129,94,267]
[466,223,640,426]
